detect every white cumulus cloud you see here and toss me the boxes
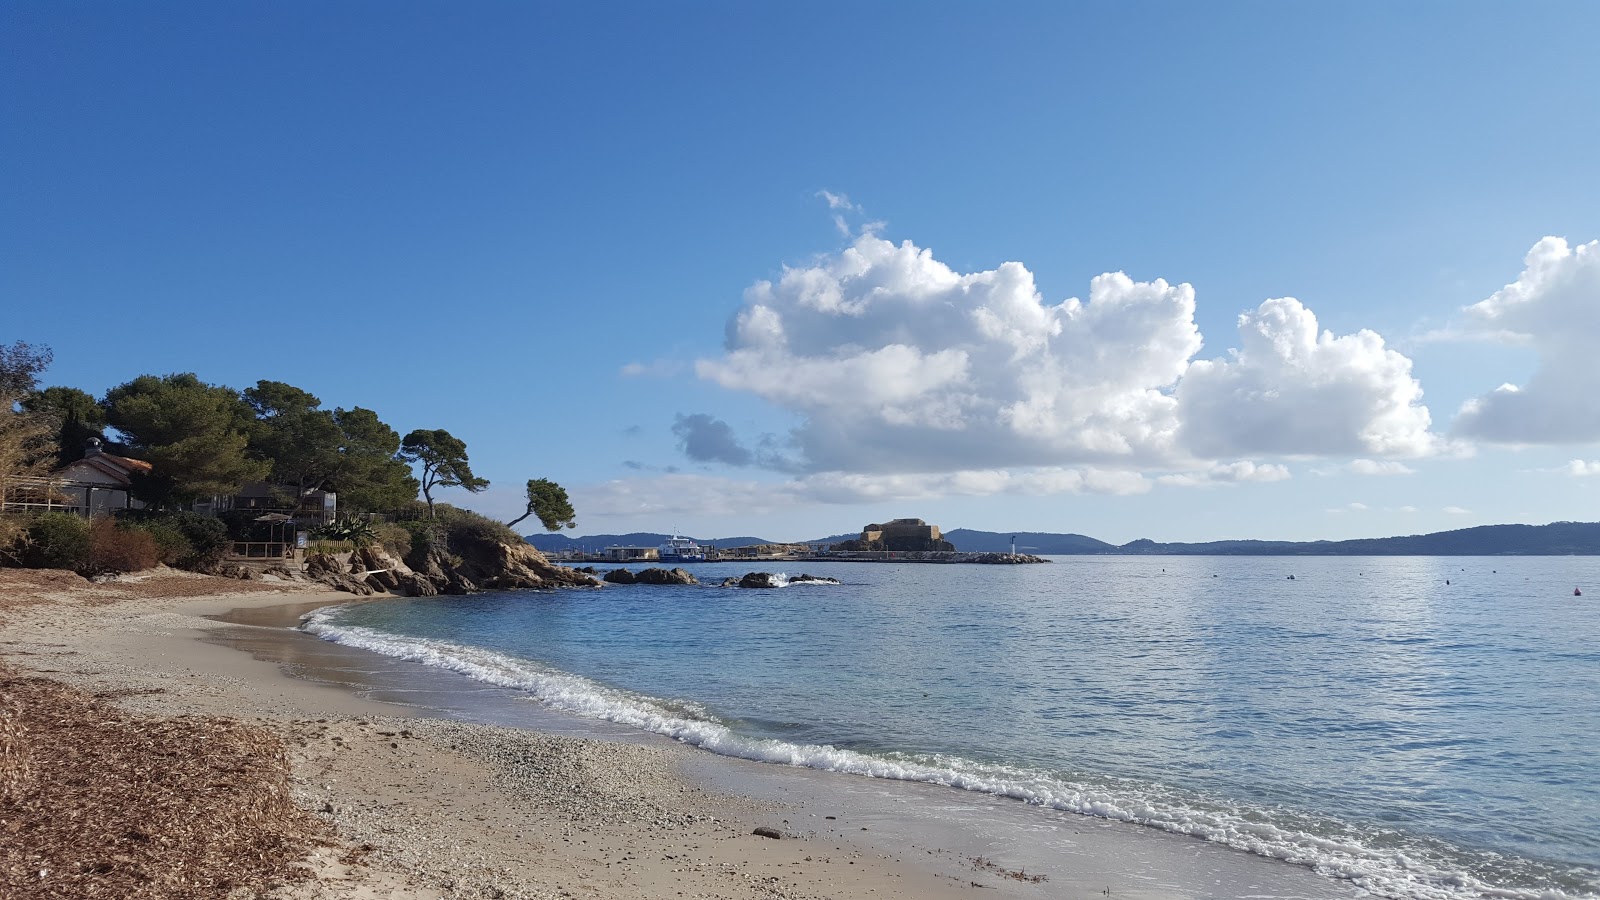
[698,231,1440,481]
[1454,237,1600,443]
[1176,298,1436,459]
[1317,458,1417,476]
[1156,460,1292,487]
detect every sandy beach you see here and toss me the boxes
[0,568,1361,900]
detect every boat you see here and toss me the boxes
[658,533,706,563]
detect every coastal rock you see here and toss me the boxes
[351,545,406,592]
[405,534,601,593]
[789,573,840,584]
[752,826,783,839]
[738,572,780,589]
[306,553,375,596]
[633,567,698,585]
[603,569,637,585]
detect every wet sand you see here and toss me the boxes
[1,568,1363,899]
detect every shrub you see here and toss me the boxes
[115,510,229,572]
[372,521,412,558]
[18,513,91,570]
[123,520,193,566]
[311,516,378,546]
[83,518,159,576]
[0,518,23,564]
[306,539,354,555]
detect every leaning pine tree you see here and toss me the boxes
[398,428,488,519]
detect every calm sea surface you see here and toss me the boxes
[304,555,1600,899]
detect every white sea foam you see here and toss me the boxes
[300,607,1593,900]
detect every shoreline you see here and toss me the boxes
[1,568,1362,899]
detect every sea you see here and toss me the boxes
[299,555,1600,900]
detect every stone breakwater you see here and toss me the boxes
[795,552,1048,564]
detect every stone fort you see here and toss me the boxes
[832,518,956,552]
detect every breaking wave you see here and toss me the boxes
[300,606,1596,900]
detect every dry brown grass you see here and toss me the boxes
[0,567,316,625]
[0,664,330,898]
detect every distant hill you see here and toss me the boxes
[529,521,1600,556]
[1113,522,1600,555]
[942,529,1117,554]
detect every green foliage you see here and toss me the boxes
[17,513,91,570]
[311,516,379,546]
[121,520,193,566]
[243,380,343,497]
[399,428,487,519]
[115,509,229,572]
[83,518,159,576]
[0,341,53,400]
[328,407,420,513]
[507,478,576,532]
[104,373,268,507]
[0,341,57,482]
[372,521,412,558]
[22,385,106,465]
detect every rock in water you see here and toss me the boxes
[633,567,698,585]
[739,572,780,589]
[789,573,840,584]
[603,568,637,585]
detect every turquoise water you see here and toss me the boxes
[304,555,1600,899]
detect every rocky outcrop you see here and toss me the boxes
[306,553,374,595]
[638,567,697,585]
[403,535,600,594]
[728,572,841,588]
[309,533,600,596]
[788,573,840,584]
[603,567,697,585]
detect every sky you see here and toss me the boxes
[4,1,1599,544]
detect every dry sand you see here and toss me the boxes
[1,568,1365,900]
[0,569,1048,900]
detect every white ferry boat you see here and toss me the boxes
[658,533,706,562]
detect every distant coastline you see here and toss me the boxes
[528,520,1600,557]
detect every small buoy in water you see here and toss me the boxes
[1287,575,1295,580]
[1576,588,1583,597]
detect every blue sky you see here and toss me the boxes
[4,2,1599,543]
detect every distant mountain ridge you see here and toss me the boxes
[528,522,1600,556]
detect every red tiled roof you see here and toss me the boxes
[99,453,152,474]
[58,452,153,486]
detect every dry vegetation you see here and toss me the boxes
[0,663,330,899]
[0,567,312,625]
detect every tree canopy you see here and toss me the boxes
[243,380,344,501]
[23,385,107,465]
[0,341,56,482]
[329,407,421,513]
[399,428,488,519]
[104,373,268,507]
[507,478,576,531]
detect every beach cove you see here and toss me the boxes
[0,566,1384,900]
